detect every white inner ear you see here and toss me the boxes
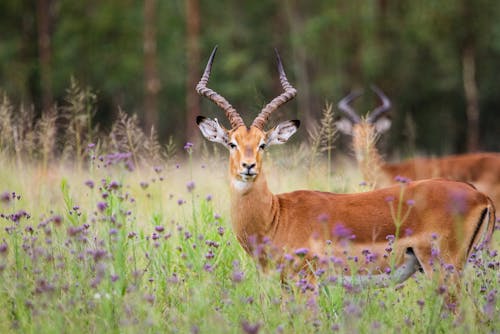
[198,118,229,146]
[266,120,298,146]
[373,117,392,134]
[335,118,353,135]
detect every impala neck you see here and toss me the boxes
[229,170,278,252]
[352,123,388,188]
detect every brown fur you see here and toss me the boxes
[352,122,500,209]
[225,126,495,282]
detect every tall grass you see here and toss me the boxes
[0,86,498,333]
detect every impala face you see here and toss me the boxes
[197,117,299,183]
[195,46,299,186]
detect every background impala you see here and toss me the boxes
[336,87,500,209]
[196,47,496,290]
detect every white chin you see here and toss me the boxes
[240,174,257,182]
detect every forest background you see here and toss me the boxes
[1,0,499,157]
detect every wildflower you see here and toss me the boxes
[332,223,352,239]
[206,194,213,201]
[108,181,120,190]
[140,181,149,189]
[177,199,185,206]
[0,192,10,204]
[184,142,194,150]
[109,228,118,235]
[406,199,415,206]
[394,175,411,183]
[317,213,329,223]
[203,263,213,272]
[294,248,309,257]
[186,181,195,192]
[241,320,260,334]
[154,165,162,173]
[0,242,7,255]
[84,180,95,189]
[97,202,107,212]
[217,226,225,236]
[155,226,165,233]
[385,196,394,203]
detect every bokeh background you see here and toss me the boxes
[1,0,499,156]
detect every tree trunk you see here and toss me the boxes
[185,0,201,142]
[36,0,53,112]
[143,0,160,133]
[284,0,313,131]
[462,45,480,152]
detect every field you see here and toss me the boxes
[0,88,498,333]
[0,143,498,333]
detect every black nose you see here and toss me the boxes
[242,162,256,170]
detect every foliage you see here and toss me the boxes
[0,1,499,151]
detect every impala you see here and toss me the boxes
[196,47,495,289]
[336,86,500,210]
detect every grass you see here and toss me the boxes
[0,83,498,333]
[0,145,498,334]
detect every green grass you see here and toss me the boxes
[0,147,498,334]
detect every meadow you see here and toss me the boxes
[0,87,498,333]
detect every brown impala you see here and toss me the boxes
[336,86,500,210]
[196,47,495,288]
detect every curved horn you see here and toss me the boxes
[252,49,297,130]
[196,46,244,129]
[337,90,363,123]
[367,85,391,123]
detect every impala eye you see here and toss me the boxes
[228,142,237,149]
[259,143,266,150]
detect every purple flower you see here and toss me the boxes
[332,223,352,239]
[0,191,10,204]
[0,242,7,255]
[241,320,260,334]
[84,180,95,189]
[385,196,394,203]
[97,202,107,212]
[186,181,195,192]
[294,248,309,256]
[184,142,194,150]
[217,226,225,236]
[394,175,411,183]
[140,182,149,189]
[206,194,213,202]
[406,199,415,206]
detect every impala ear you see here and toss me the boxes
[266,120,300,146]
[196,116,230,147]
[372,116,392,134]
[335,117,354,135]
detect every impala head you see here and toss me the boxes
[196,47,299,185]
[335,85,392,137]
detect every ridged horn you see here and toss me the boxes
[337,90,363,123]
[367,85,391,123]
[252,49,297,130]
[196,46,245,129]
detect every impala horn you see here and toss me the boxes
[196,46,245,129]
[367,85,391,123]
[337,90,363,124]
[252,49,297,130]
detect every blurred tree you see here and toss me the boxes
[143,0,160,133]
[36,0,54,112]
[185,0,200,142]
